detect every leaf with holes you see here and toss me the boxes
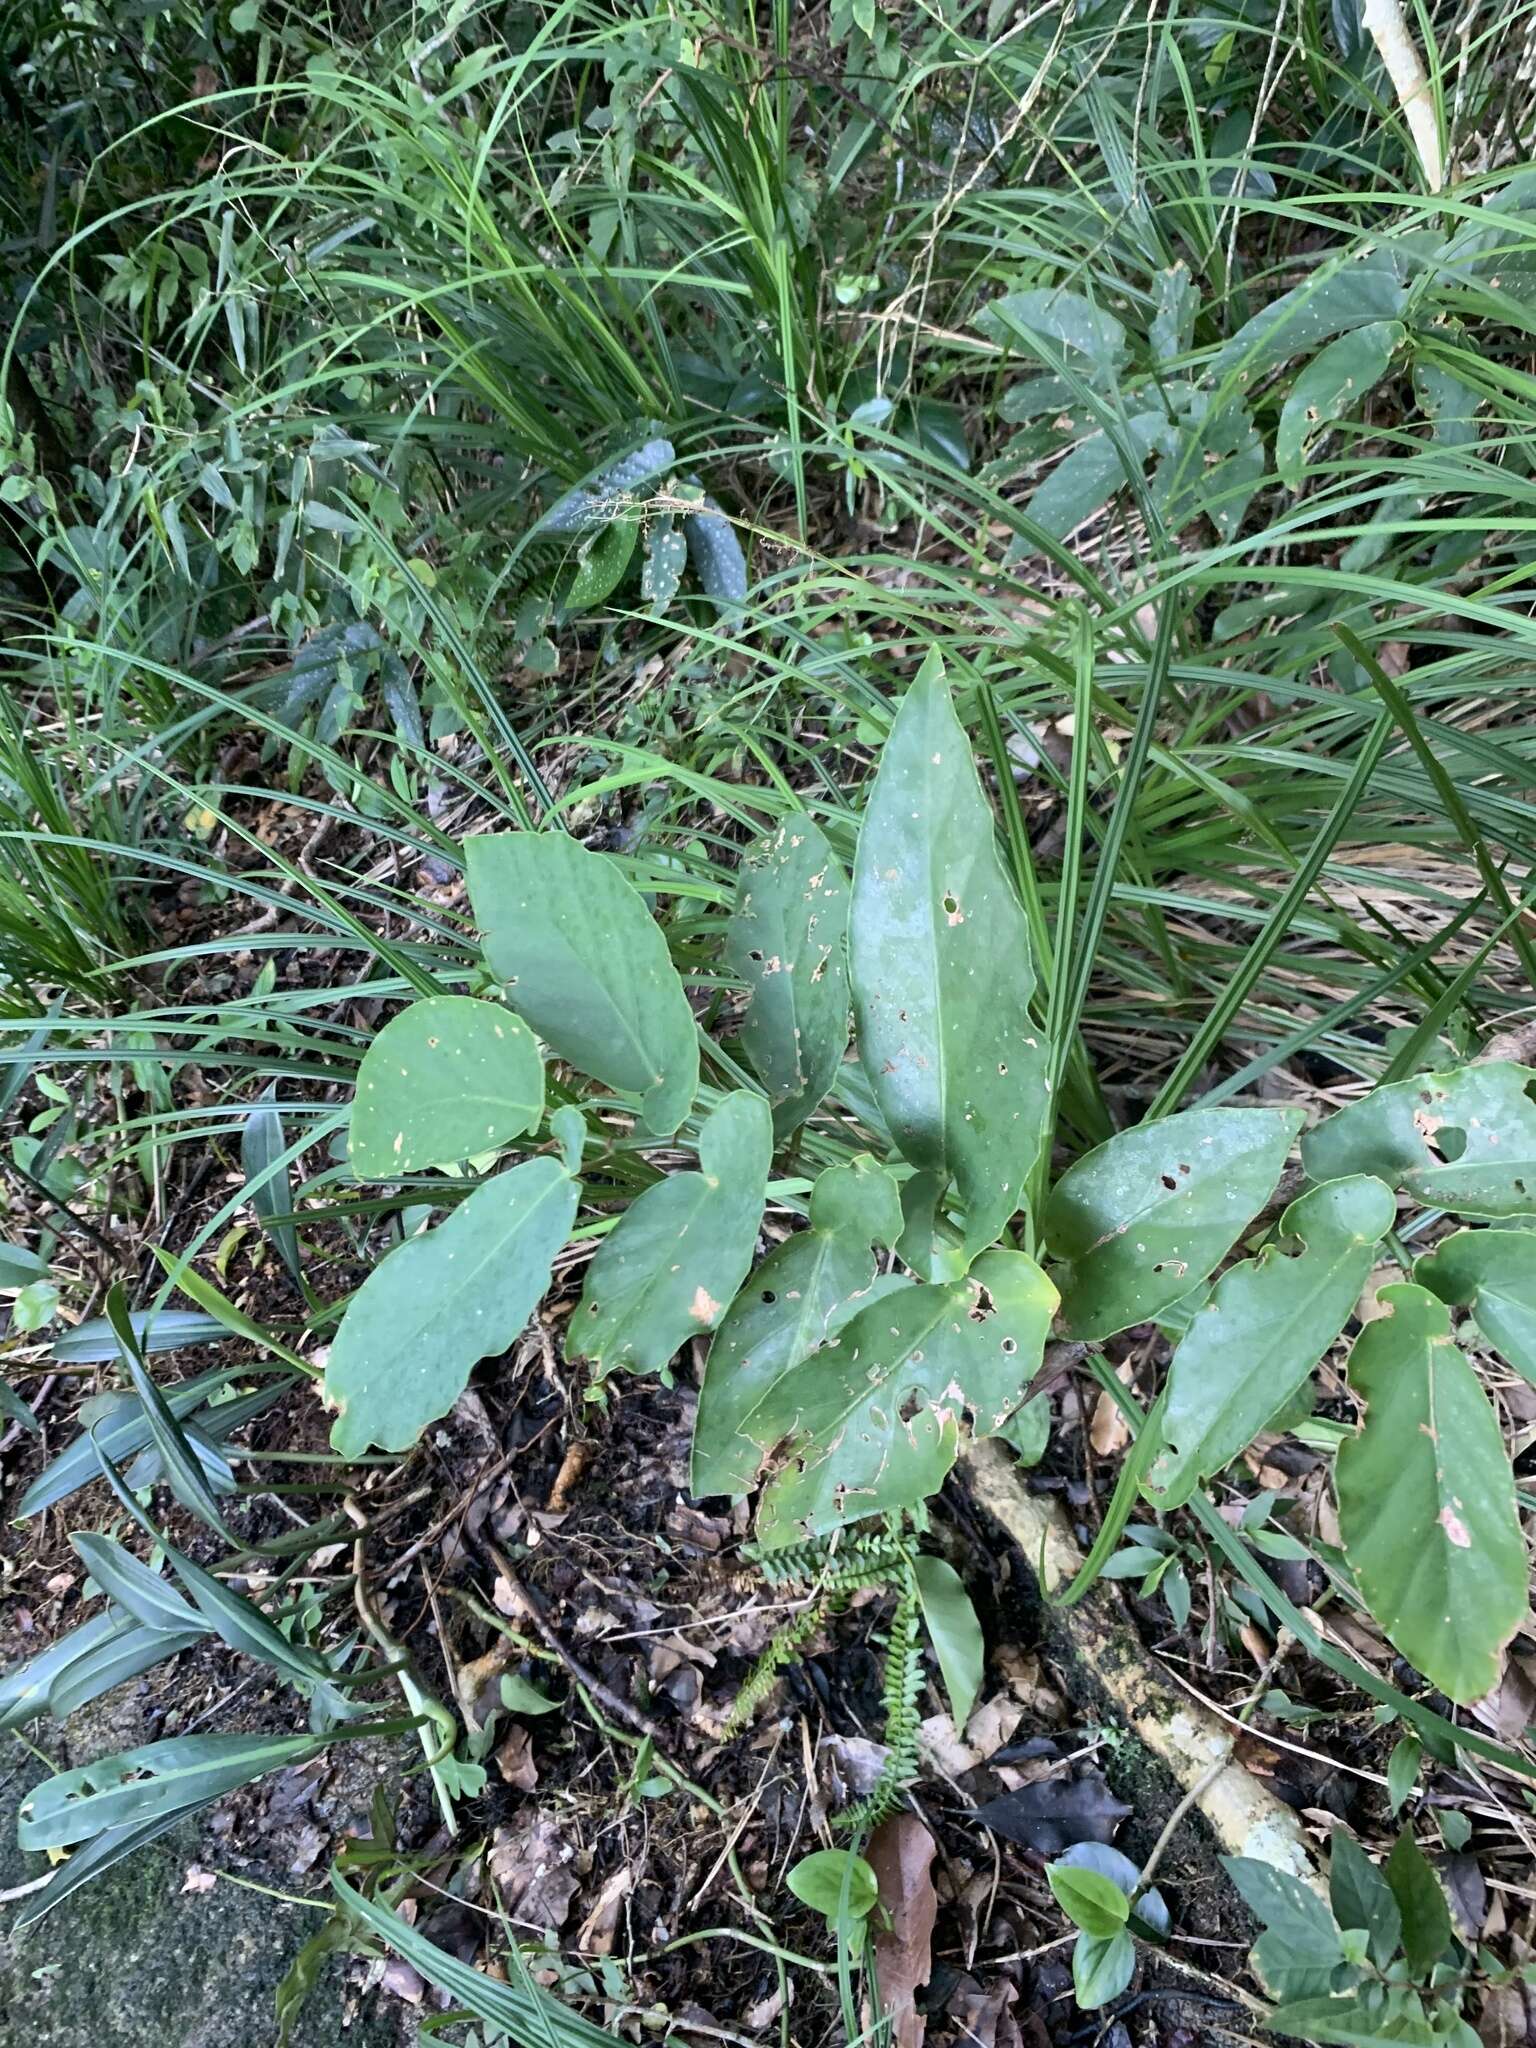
[850,652,1048,1256]
[1335,1284,1525,1703]
[1145,1175,1396,1508]
[573,1091,772,1378]
[1214,241,1417,380]
[466,832,698,1137]
[692,1155,902,1497]
[1045,1106,1305,1340]
[325,1157,577,1457]
[350,996,544,1177]
[1275,320,1404,487]
[725,817,851,1138]
[755,1250,1057,1543]
[1415,1228,1536,1382]
[1301,1062,1536,1218]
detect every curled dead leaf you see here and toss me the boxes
[868,1814,938,2048]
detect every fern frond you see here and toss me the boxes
[749,1526,906,1593]
[722,1597,827,1737]
[837,1557,923,1836]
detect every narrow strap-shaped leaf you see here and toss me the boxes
[104,1284,238,1541]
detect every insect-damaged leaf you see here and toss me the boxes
[1416,1227,1536,1383]
[691,1155,902,1498]
[1213,239,1418,382]
[1045,1106,1305,1340]
[325,1157,577,1456]
[1301,1061,1536,1218]
[350,996,544,1177]
[755,1249,1057,1543]
[573,1091,772,1378]
[725,817,851,1138]
[850,653,1047,1255]
[1335,1284,1525,1703]
[1275,320,1404,487]
[465,832,699,1138]
[1145,1175,1395,1508]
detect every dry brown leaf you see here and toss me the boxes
[1089,1362,1133,1456]
[489,1813,580,1932]
[867,1815,938,2048]
[577,1867,631,1956]
[917,1694,1024,1775]
[496,1723,539,1791]
[1471,1653,1536,1740]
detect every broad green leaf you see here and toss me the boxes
[642,514,687,609]
[1335,1285,1525,1702]
[1024,412,1176,539]
[691,1155,902,1497]
[564,514,638,611]
[1301,1063,1536,1218]
[1275,321,1404,486]
[1328,1828,1401,1969]
[1385,1829,1454,1977]
[974,289,1128,382]
[1214,241,1418,381]
[465,832,699,1137]
[1150,262,1197,364]
[786,1848,878,1924]
[1387,1733,1421,1815]
[0,1238,47,1288]
[1045,1106,1305,1340]
[1222,1856,1345,2001]
[1263,1995,1437,2046]
[755,1249,1057,1542]
[1415,1228,1536,1383]
[683,500,748,604]
[326,1157,578,1456]
[1047,1861,1129,1938]
[1145,1176,1395,1507]
[499,1674,561,1716]
[725,817,851,1137]
[350,996,544,1177]
[0,1378,39,1433]
[573,1091,771,1378]
[1071,1929,1135,2009]
[913,1554,984,1730]
[850,654,1047,1254]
